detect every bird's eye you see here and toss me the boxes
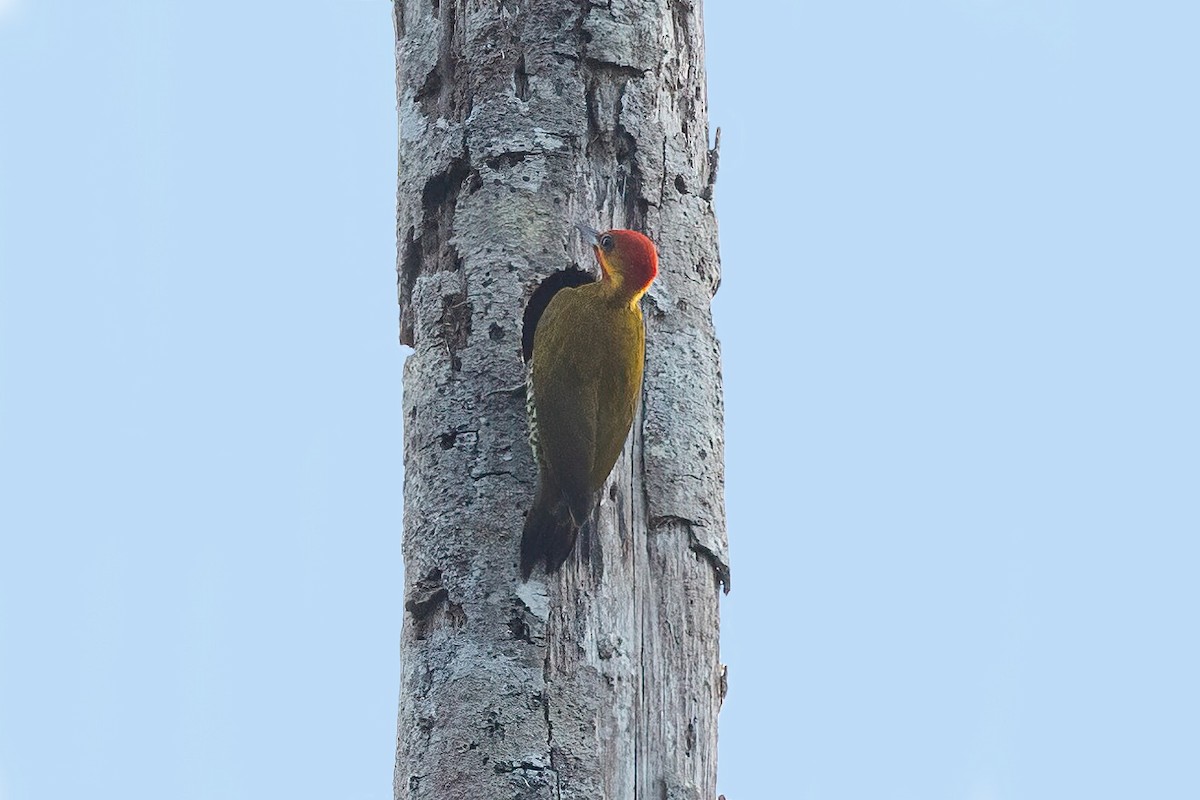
[599,233,615,250]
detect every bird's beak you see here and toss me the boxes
[576,222,601,246]
[577,223,608,279]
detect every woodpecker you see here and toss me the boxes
[519,226,659,578]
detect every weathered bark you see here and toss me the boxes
[392,1,727,798]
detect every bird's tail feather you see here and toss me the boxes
[520,479,582,579]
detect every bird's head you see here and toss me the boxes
[578,224,658,302]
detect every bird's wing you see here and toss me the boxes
[530,289,598,523]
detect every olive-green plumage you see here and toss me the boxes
[520,228,659,578]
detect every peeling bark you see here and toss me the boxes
[393,1,727,797]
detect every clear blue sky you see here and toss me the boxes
[1,2,1196,799]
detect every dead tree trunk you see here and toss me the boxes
[392,1,727,798]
